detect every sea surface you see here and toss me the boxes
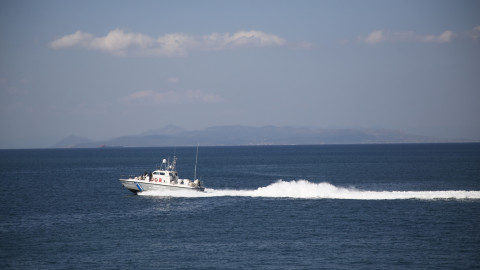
[1,144,479,269]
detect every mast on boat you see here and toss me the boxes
[194,144,199,181]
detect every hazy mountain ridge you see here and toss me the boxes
[140,124,187,136]
[51,125,453,148]
[51,135,93,148]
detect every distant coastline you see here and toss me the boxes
[50,125,476,149]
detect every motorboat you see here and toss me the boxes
[120,156,204,193]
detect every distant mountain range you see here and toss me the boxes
[51,125,450,148]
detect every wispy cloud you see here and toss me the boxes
[50,29,286,57]
[167,77,180,84]
[358,29,455,44]
[122,89,224,104]
[0,77,29,95]
[468,25,480,40]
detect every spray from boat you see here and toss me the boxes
[138,179,480,200]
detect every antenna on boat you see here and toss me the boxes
[171,146,177,170]
[194,144,199,180]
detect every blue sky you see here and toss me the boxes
[1,0,479,148]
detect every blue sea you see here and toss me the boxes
[1,144,479,269]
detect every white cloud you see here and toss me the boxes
[91,29,154,56]
[420,30,454,43]
[362,30,386,45]
[50,31,94,49]
[124,90,155,100]
[437,30,454,42]
[216,30,286,48]
[50,29,286,57]
[154,33,193,56]
[122,89,223,104]
[50,29,154,56]
[358,29,455,44]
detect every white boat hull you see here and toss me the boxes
[119,178,205,193]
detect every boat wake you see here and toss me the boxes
[138,180,480,200]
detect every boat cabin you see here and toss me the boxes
[151,170,178,184]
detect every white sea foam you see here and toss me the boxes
[138,180,480,200]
